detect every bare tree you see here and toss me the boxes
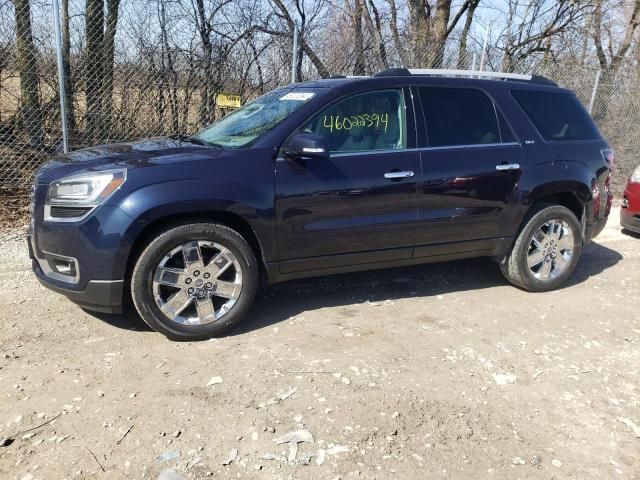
[498,1,589,72]
[457,0,479,68]
[101,0,121,137]
[60,0,76,140]
[259,0,330,78]
[13,0,42,147]
[592,0,640,119]
[84,0,104,142]
[363,0,388,69]
[406,0,474,67]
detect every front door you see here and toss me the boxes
[275,88,420,273]
[412,86,523,256]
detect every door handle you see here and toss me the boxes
[495,163,520,171]
[384,171,414,179]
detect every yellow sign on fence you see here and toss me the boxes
[216,93,242,109]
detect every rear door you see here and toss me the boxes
[413,86,524,256]
[275,88,420,273]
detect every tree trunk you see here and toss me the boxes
[457,0,479,69]
[195,0,215,126]
[364,0,388,69]
[408,0,430,65]
[159,0,179,134]
[352,0,366,75]
[85,0,104,143]
[101,0,121,140]
[61,0,76,143]
[592,69,615,122]
[13,0,43,147]
[387,0,408,66]
[429,0,452,67]
[591,0,640,121]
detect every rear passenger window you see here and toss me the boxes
[418,87,501,147]
[300,89,406,153]
[511,90,600,141]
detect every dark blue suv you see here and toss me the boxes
[29,69,614,340]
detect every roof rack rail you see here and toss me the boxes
[374,68,557,86]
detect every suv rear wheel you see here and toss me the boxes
[500,204,582,292]
[131,222,258,340]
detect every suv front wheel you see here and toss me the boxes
[131,222,259,340]
[501,204,583,292]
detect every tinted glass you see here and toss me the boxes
[195,87,319,148]
[511,90,600,141]
[300,89,406,153]
[418,87,500,147]
[497,109,516,142]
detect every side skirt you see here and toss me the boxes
[266,237,513,284]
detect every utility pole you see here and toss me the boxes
[291,21,298,83]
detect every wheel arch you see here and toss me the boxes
[526,180,591,220]
[124,210,269,289]
[505,181,592,252]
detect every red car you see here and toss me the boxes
[621,165,640,234]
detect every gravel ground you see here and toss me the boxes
[0,207,638,480]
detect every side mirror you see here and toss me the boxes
[283,133,330,160]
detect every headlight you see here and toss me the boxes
[46,170,126,206]
[631,166,640,183]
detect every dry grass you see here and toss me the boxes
[0,188,30,229]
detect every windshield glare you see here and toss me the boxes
[193,88,320,148]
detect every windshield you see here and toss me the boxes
[193,87,321,148]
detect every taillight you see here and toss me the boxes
[601,149,615,169]
[592,179,601,218]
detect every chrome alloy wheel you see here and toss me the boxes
[152,241,242,325]
[527,219,574,281]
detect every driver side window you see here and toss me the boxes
[299,89,407,154]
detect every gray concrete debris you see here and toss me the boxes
[157,468,188,480]
[157,451,181,462]
[617,417,640,437]
[258,387,297,408]
[492,373,517,385]
[222,448,238,466]
[206,376,223,387]
[326,445,350,455]
[274,429,314,464]
[274,429,314,445]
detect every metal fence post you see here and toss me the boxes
[588,69,602,115]
[52,0,69,153]
[290,21,298,84]
[479,28,489,71]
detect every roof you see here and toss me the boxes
[295,68,559,91]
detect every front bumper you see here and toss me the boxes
[30,235,124,314]
[34,264,124,313]
[29,181,133,314]
[621,208,640,234]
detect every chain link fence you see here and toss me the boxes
[1,1,638,195]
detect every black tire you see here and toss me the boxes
[500,204,583,292]
[131,222,259,340]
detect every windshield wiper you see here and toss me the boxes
[170,134,222,148]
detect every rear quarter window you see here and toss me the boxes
[511,90,601,142]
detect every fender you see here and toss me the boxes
[520,160,595,237]
[111,176,276,279]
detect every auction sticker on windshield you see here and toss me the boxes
[279,92,315,101]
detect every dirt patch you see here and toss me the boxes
[0,208,638,479]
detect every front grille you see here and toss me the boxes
[49,206,93,218]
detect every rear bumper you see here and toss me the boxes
[621,208,640,234]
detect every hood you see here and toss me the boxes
[34,137,222,184]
